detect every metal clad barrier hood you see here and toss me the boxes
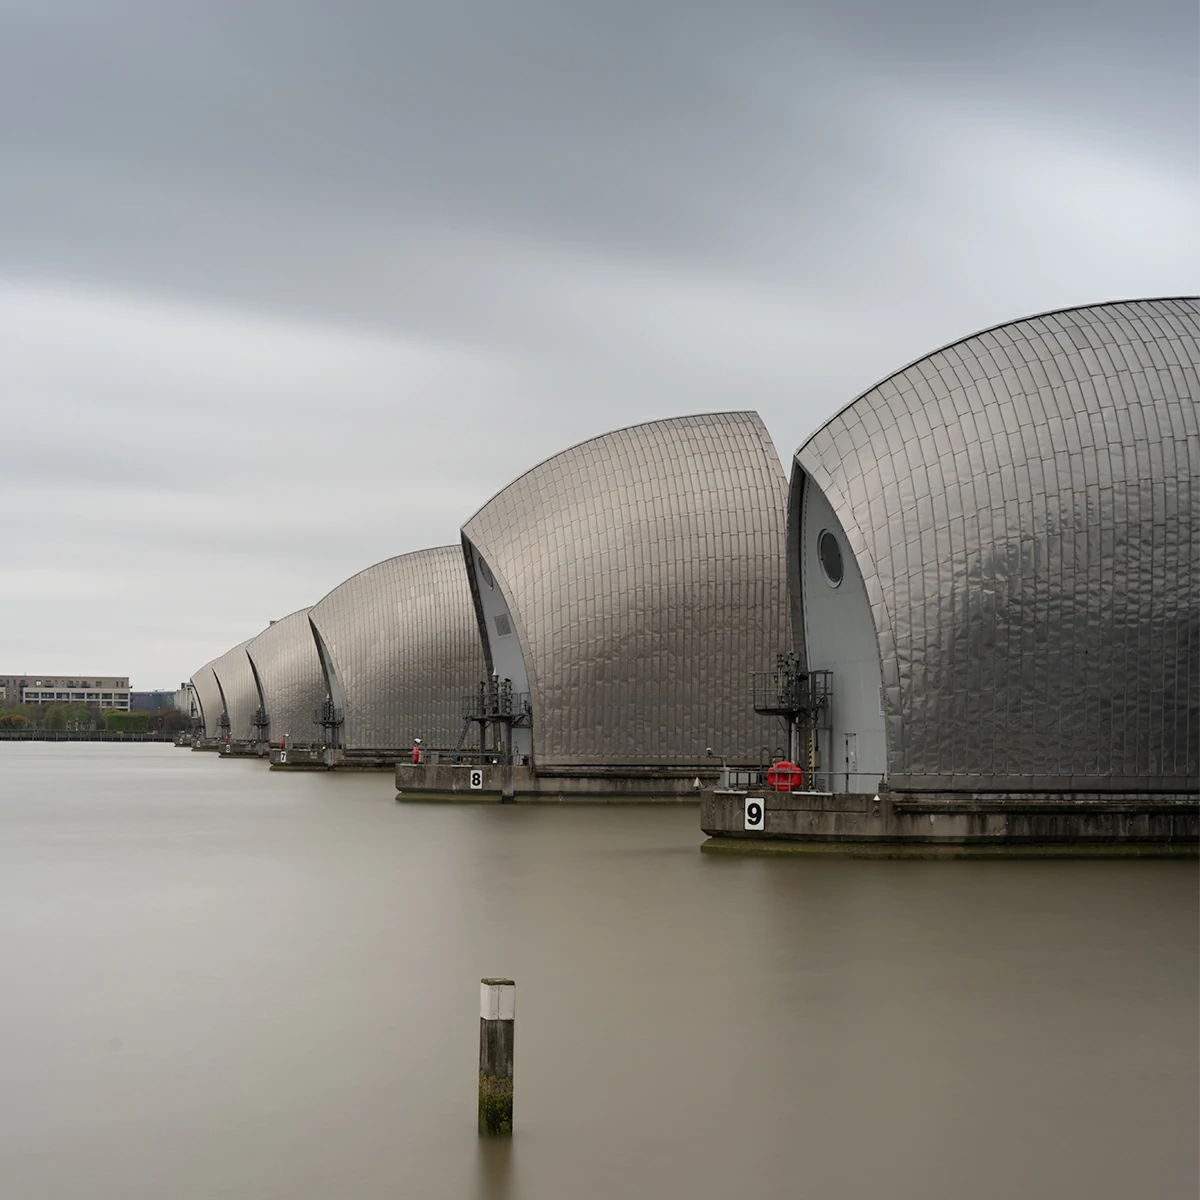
[794,297,1199,792]
[462,411,790,767]
[246,608,324,746]
[307,547,486,752]
[210,639,258,743]
[189,660,224,739]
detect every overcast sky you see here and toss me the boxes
[2,0,1196,689]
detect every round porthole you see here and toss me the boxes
[477,553,495,590]
[817,529,843,587]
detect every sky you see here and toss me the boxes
[1,0,1196,689]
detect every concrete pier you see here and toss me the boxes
[700,788,1200,856]
[269,746,394,770]
[268,745,330,769]
[216,740,267,759]
[396,761,717,802]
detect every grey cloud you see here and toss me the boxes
[0,0,1195,685]
[3,2,1194,284]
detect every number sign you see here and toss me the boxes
[470,768,484,790]
[744,797,765,831]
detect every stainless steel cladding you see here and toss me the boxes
[793,297,1199,794]
[308,547,486,752]
[190,660,224,738]
[462,412,790,767]
[246,609,325,747]
[210,640,258,743]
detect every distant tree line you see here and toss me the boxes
[0,702,194,732]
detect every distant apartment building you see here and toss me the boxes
[174,681,199,721]
[0,675,132,710]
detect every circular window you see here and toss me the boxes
[477,553,495,590]
[817,529,843,587]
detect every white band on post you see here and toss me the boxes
[480,978,516,1021]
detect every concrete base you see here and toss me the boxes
[396,762,715,802]
[701,788,1200,854]
[216,741,270,759]
[702,838,1198,858]
[268,746,335,770]
[335,752,402,771]
[190,739,223,752]
[266,746,397,770]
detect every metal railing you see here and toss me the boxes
[314,701,343,744]
[460,681,532,723]
[751,657,832,728]
[728,767,766,789]
[417,746,511,766]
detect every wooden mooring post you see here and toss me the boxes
[478,978,515,1136]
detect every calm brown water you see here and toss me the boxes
[1,743,1196,1199]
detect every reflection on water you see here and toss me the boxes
[0,744,1196,1200]
[475,1139,513,1200]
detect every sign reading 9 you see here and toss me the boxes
[744,797,765,831]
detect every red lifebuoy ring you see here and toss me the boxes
[766,760,804,792]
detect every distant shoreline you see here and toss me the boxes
[0,731,176,743]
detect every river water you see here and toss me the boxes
[1,743,1195,1199]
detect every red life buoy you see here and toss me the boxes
[766,760,804,792]
[412,745,420,764]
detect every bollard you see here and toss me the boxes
[478,977,515,1136]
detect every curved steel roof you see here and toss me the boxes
[794,297,1199,791]
[308,547,485,752]
[246,609,325,747]
[463,411,790,766]
[189,659,224,739]
[210,639,258,743]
